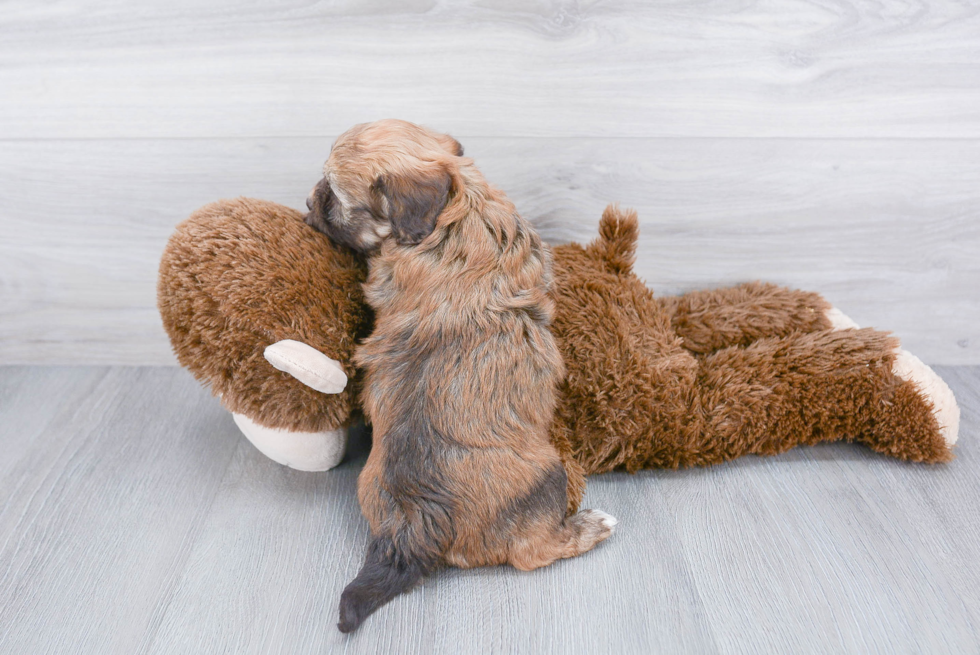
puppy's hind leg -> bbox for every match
[508,510,617,572]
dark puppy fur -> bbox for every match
[306,120,616,632]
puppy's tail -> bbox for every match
[337,535,434,633]
[588,204,639,275]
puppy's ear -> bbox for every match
[442,135,464,157]
[304,177,333,235]
[372,165,452,246]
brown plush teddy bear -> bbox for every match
[158,198,959,511]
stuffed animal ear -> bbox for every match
[587,204,639,274]
[372,164,452,246]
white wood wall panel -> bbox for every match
[0,0,978,364]
[1,1,979,139]
[1,137,976,364]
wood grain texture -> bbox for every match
[1,0,979,139]
[1,137,976,365]
[0,367,240,654]
[0,365,978,654]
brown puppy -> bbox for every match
[306,120,616,632]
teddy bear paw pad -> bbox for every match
[892,348,961,446]
[825,306,860,331]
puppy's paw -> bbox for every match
[592,510,618,531]
[892,348,960,446]
[579,509,618,542]
[825,306,860,331]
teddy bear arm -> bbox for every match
[661,282,834,355]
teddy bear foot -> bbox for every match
[825,306,860,331]
[825,307,960,447]
[891,349,960,447]
[232,413,348,471]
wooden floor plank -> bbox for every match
[0,367,239,655]
[2,366,978,653]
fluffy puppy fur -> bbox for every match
[306,120,616,633]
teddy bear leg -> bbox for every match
[820,311,959,447]
[824,306,860,331]
[661,282,834,355]
[688,327,955,465]
[879,348,960,447]
[232,412,348,471]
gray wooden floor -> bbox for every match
[1,365,979,654]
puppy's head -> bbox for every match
[305,120,464,253]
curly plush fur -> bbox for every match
[158,198,372,433]
[159,199,954,519]
[551,206,952,509]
